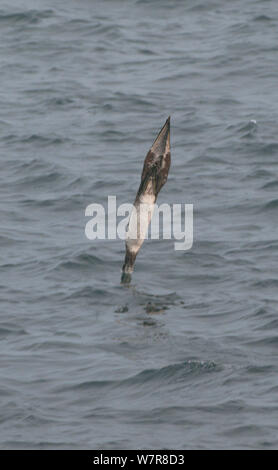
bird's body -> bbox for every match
[121,117,171,284]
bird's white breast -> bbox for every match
[126,197,155,254]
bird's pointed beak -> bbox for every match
[151,116,170,155]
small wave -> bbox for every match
[135,0,175,7]
[254,15,272,22]
[10,158,47,173]
[19,194,84,210]
[60,360,220,394]
[110,92,154,109]
[0,325,27,337]
[188,2,221,12]
[138,48,157,56]
[256,319,278,331]
[239,121,258,139]
[63,286,108,301]
[1,440,76,450]
[247,336,278,347]
[95,130,125,142]
[264,199,278,211]
[54,253,104,273]
[45,97,75,108]
[66,177,87,190]
[125,361,220,385]
[240,141,278,159]
[67,19,91,26]
[253,279,278,289]
[260,143,278,156]
[227,240,278,254]
[90,23,123,40]
[4,134,67,147]
[21,340,81,353]
[246,364,275,374]
[0,119,10,127]
[57,379,114,393]
[17,171,63,188]
[253,307,268,317]
[262,181,278,191]
[243,169,272,181]
[0,9,54,24]
[19,198,57,208]
[0,235,20,247]
[224,424,264,438]
[22,135,66,146]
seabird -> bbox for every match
[121,117,171,284]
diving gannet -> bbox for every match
[121,117,171,284]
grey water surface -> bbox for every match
[1,0,278,450]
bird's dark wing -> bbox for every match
[141,150,157,183]
[156,151,171,195]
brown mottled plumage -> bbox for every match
[121,117,171,284]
